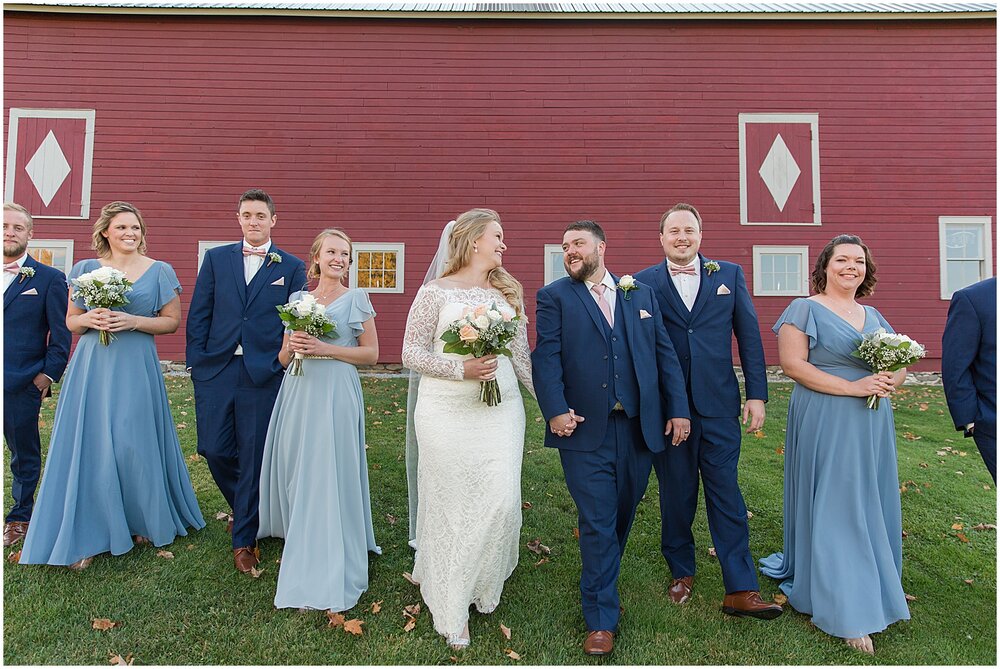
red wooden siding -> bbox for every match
[4,12,995,368]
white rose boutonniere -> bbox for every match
[704,260,721,275]
[267,252,282,267]
[617,274,639,300]
[18,267,35,283]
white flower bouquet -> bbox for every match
[71,266,134,345]
[440,301,522,406]
[852,327,926,409]
[276,294,338,376]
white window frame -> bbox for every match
[5,108,96,219]
[544,244,568,285]
[752,245,810,297]
[351,243,404,294]
[938,216,994,299]
[197,241,233,270]
[739,112,821,226]
[26,239,75,275]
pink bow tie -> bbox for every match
[669,264,697,276]
[4,262,19,274]
[243,247,266,257]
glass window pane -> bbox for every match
[946,260,983,295]
[945,224,984,260]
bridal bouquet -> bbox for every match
[276,294,338,376]
[71,266,134,345]
[852,327,926,409]
[441,302,522,406]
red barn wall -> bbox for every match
[4,11,995,369]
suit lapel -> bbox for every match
[570,279,610,337]
[4,255,35,309]
[687,254,717,323]
[246,248,279,306]
[229,245,248,307]
[653,261,691,323]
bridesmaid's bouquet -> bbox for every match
[852,328,926,409]
[276,294,337,376]
[441,301,522,406]
[71,266,134,346]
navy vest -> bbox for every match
[598,295,641,417]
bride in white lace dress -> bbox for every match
[401,209,534,649]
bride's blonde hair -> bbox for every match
[443,208,525,317]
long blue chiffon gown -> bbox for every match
[20,260,205,566]
[258,289,381,611]
[759,298,910,638]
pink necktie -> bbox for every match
[669,264,697,276]
[592,284,613,327]
[4,263,19,274]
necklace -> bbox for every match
[314,284,345,302]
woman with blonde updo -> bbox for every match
[401,209,535,649]
[257,228,381,612]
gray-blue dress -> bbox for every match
[20,260,205,566]
[759,298,910,638]
[257,289,381,611]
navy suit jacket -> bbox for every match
[3,255,71,392]
[185,243,306,385]
[531,273,689,453]
[942,277,997,438]
[635,255,767,418]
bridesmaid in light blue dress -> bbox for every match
[20,202,204,570]
[258,229,381,611]
[759,235,910,656]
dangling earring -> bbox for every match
[474,244,479,253]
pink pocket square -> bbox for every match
[270,276,285,286]
[639,309,653,319]
[716,284,731,295]
[21,288,38,296]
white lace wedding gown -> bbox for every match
[401,284,534,638]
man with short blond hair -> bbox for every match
[3,203,71,547]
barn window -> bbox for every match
[27,239,74,275]
[351,243,404,294]
[739,113,820,226]
[752,246,809,296]
[544,244,568,285]
[939,216,993,299]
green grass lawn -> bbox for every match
[3,377,996,665]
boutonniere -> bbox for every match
[704,260,720,275]
[617,274,639,300]
[266,252,282,267]
[18,267,35,283]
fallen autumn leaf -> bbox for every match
[156,550,174,559]
[505,649,521,660]
[92,618,119,631]
[343,619,364,635]
[500,623,512,639]
[326,612,345,628]
[371,600,382,614]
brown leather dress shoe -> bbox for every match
[721,591,784,620]
[668,576,694,604]
[583,630,615,656]
[3,521,28,547]
[233,546,260,573]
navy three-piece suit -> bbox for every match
[532,273,688,632]
[942,277,997,482]
[635,255,767,593]
[3,255,71,523]
[186,243,306,548]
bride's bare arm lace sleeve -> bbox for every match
[510,314,535,399]
[401,285,465,381]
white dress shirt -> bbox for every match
[3,253,27,294]
[668,256,701,311]
[243,239,272,285]
[584,270,618,323]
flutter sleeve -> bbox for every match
[67,259,97,310]
[870,307,896,334]
[509,308,535,399]
[153,262,183,313]
[772,298,818,349]
[401,285,464,381]
[348,289,377,338]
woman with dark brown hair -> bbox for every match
[760,234,910,655]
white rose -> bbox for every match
[619,274,636,289]
[487,309,502,321]
[474,315,490,329]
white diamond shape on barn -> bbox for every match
[758,133,800,212]
[24,130,72,206]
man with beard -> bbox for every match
[3,203,71,547]
[532,220,689,656]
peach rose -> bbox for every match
[459,324,480,342]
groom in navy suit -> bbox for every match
[187,189,306,573]
[3,203,71,547]
[532,220,690,656]
[635,203,782,619]
[942,277,996,482]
